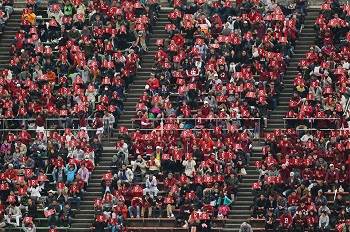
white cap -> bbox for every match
[204,101,209,104]
[290,172,295,176]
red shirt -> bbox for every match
[278,140,293,154]
[80,159,94,172]
[302,169,313,181]
[314,169,325,180]
[280,214,293,227]
[288,195,300,206]
[5,168,17,180]
[146,78,160,91]
[294,215,305,225]
[325,169,339,183]
[36,116,45,127]
[164,177,177,189]
[172,34,184,47]
[279,168,291,181]
[306,215,318,225]
[77,178,85,190]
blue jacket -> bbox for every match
[65,164,77,181]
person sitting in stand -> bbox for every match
[278,210,293,232]
[175,200,193,227]
[128,197,142,218]
[59,202,73,227]
[143,173,159,198]
[252,194,266,218]
[153,192,164,218]
[265,209,276,232]
[318,210,330,232]
[141,193,154,218]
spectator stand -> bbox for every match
[249,1,350,230]
[0,0,163,230]
[0,1,21,71]
[0,125,101,231]
[85,0,315,231]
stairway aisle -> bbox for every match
[220,147,261,231]
[70,148,117,230]
[265,9,320,133]
[116,8,173,131]
[229,9,321,231]
[0,11,23,70]
[69,9,173,231]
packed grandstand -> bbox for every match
[0,0,349,231]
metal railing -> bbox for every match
[283,117,341,130]
[130,117,262,144]
[343,98,350,116]
[0,118,111,143]
[263,127,350,141]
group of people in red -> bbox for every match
[250,0,350,231]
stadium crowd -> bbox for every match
[251,0,350,232]
[89,0,313,231]
[1,0,350,230]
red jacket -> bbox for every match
[80,159,94,172]
[172,34,184,47]
[301,169,313,181]
[314,169,325,180]
[114,204,128,218]
[279,214,293,227]
[181,105,191,117]
[279,168,291,181]
[18,131,32,145]
[131,197,143,208]
[93,117,103,128]
[200,105,211,116]
[77,178,85,190]
[306,215,318,225]
[294,215,305,226]
[146,78,160,91]
[288,195,300,206]
[325,169,339,183]
[248,11,262,23]
[277,140,293,154]
[5,169,17,180]
[164,177,177,189]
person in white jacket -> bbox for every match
[182,158,196,177]
[28,185,41,201]
[239,222,253,232]
[5,203,22,226]
[116,140,129,164]
[77,164,90,185]
[143,174,159,198]
[85,87,97,109]
[22,222,36,232]
[117,164,134,189]
[47,8,64,24]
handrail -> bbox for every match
[130,117,262,145]
[0,118,111,143]
[131,117,263,121]
[344,97,350,116]
[282,117,341,120]
[282,117,341,130]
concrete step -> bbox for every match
[71,7,176,230]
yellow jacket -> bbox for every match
[22,13,36,24]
